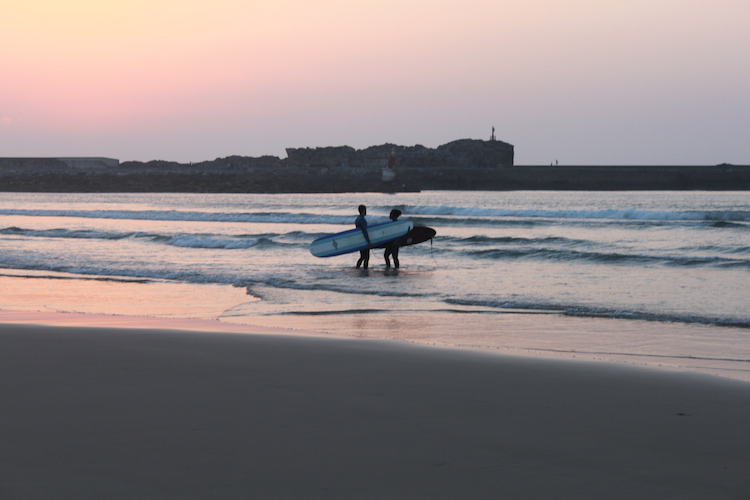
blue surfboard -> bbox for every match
[309,220,413,257]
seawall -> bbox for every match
[1,164,748,192]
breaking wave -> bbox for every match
[404,205,750,223]
[1,226,307,250]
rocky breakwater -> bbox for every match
[285,139,514,170]
[3,140,748,191]
[0,139,515,192]
[281,139,514,191]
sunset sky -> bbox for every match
[2,0,748,164]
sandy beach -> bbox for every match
[2,315,750,499]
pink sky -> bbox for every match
[1,0,749,164]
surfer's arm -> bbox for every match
[356,217,372,247]
[360,227,372,247]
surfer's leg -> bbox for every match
[384,248,392,267]
[393,247,400,268]
[363,249,370,269]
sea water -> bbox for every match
[1,191,748,380]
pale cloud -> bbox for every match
[0,117,13,129]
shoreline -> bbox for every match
[0,309,326,338]
[3,314,750,498]
[4,308,750,384]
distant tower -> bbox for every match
[490,127,496,141]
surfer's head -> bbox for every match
[389,209,402,221]
[358,205,366,215]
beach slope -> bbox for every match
[2,323,750,499]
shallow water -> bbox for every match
[1,191,749,380]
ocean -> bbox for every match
[1,191,749,380]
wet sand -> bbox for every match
[2,316,750,499]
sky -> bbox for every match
[1,0,748,165]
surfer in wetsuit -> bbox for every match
[384,209,402,268]
[355,204,371,269]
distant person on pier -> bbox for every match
[384,209,402,268]
[355,205,371,269]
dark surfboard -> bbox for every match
[375,226,436,248]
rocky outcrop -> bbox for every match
[2,140,512,176]
[285,139,514,169]
[0,157,119,170]
[119,155,282,171]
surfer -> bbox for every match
[355,205,371,269]
[384,209,402,268]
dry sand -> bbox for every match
[2,319,750,499]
